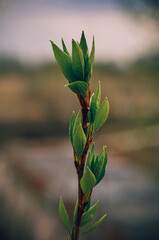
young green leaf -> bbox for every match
[62,38,70,56]
[80,166,96,195]
[94,97,109,132]
[50,41,76,83]
[80,214,106,236]
[73,124,86,158]
[69,111,76,145]
[81,201,99,227]
[58,197,71,234]
[80,31,88,59]
[66,81,88,98]
[72,39,84,81]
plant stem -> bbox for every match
[73,87,91,240]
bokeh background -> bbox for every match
[0,0,159,239]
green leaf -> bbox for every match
[96,146,107,185]
[73,110,81,136]
[94,146,107,185]
[94,97,109,132]
[89,36,95,66]
[93,81,101,108]
[85,198,91,212]
[73,200,78,225]
[81,201,99,226]
[58,197,71,234]
[72,39,85,81]
[86,143,95,169]
[80,214,106,236]
[62,38,70,56]
[50,41,76,83]
[86,152,92,169]
[73,124,86,158]
[80,31,88,59]
[90,143,96,172]
[90,82,101,122]
[80,166,96,195]
[66,81,88,98]
[69,111,76,145]
[85,123,90,139]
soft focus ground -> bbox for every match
[0,56,159,240]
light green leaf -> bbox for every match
[81,201,99,226]
[80,214,106,236]
[73,124,86,158]
[66,81,88,98]
[50,41,76,83]
[80,166,96,195]
[69,111,76,145]
[72,39,84,81]
[58,197,71,234]
[62,38,70,56]
[80,31,88,59]
[94,97,109,132]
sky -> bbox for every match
[0,0,159,65]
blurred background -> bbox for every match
[0,0,159,239]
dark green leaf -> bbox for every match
[90,143,96,172]
[69,111,76,145]
[86,143,95,169]
[58,197,71,234]
[62,38,70,56]
[81,201,99,226]
[89,36,95,66]
[85,123,90,139]
[73,110,81,136]
[73,124,86,158]
[93,81,101,108]
[66,81,88,98]
[94,146,107,185]
[50,41,76,83]
[94,97,109,132]
[80,166,96,195]
[86,152,92,169]
[80,31,88,59]
[85,198,91,212]
[96,146,107,185]
[72,39,84,81]
[89,81,101,122]
[73,200,78,225]
[80,214,106,236]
